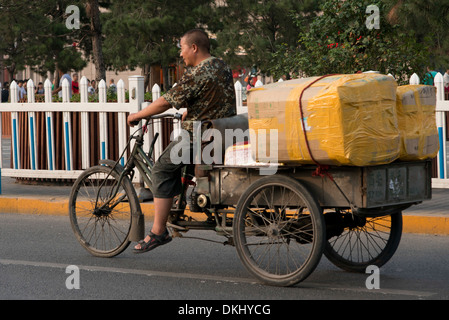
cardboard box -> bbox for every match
[396,85,439,160]
[247,74,400,166]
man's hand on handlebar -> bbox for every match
[127,113,140,127]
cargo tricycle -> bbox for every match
[69,112,431,287]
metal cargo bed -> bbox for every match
[199,160,432,215]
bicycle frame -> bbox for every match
[97,115,190,213]
[92,113,235,245]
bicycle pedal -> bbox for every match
[170,229,184,238]
[167,222,188,231]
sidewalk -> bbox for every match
[0,176,448,235]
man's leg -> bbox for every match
[152,198,174,234]
[134,197,173,249]
[134,135,192,251]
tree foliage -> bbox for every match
[269,0,431,83]
[101,0,213,89]
[211,0,323,75]
[0,1,88,81]
[386,0,449,71]
[1,0,446,86]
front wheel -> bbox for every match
[69,165,139,257]
[233,176,326,287]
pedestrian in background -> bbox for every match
[1,82,9,102]
[52,69,72,99]
[17,80,26,102]
[72,73,79,94]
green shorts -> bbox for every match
[151,135,195,198]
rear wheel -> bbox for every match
[69,165,139,257]
[233,176,325,287]
[324,210,403,272]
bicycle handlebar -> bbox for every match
[148,112,183,121]
[129,112,183,126]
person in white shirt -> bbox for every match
[52,69,72,99]
[109,78,117,94]
[87,79,95,95]
[443,69,449,88]
[17,80,26,102]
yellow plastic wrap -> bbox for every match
[396,85,439,160]
[247,74,400,166]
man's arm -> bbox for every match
[127,96,172,127]
[52,86,61,95]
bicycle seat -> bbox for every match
[199,113,249,164]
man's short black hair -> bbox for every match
[182,29,210,53]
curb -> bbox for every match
[0,197,448,235]
[0,197,204,220]
[402,215,449,235]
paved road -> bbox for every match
[1,213,448,304]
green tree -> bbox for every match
[386,0,449,71]
[85,0,105,82]
[85,0,114,82]
[102,0,213,91]
[0,1,32,81]
[0,1,87,82]
[30,2,87,78]
[269,0,430,84]
[212,0,323,76]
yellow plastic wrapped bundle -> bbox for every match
[396,85,439,160]
[247,73,400,166]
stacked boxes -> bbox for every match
[246,73,438,166]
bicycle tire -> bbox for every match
[324,211,403,273]
[69,165,139,257]
[233,175,326,287]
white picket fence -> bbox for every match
[0,76,156,181]
[414,72,449,188]
[1,73,449,189]
[0,76,248,182]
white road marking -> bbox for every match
[0,258,436,297]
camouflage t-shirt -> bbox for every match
[163,56,236,133]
